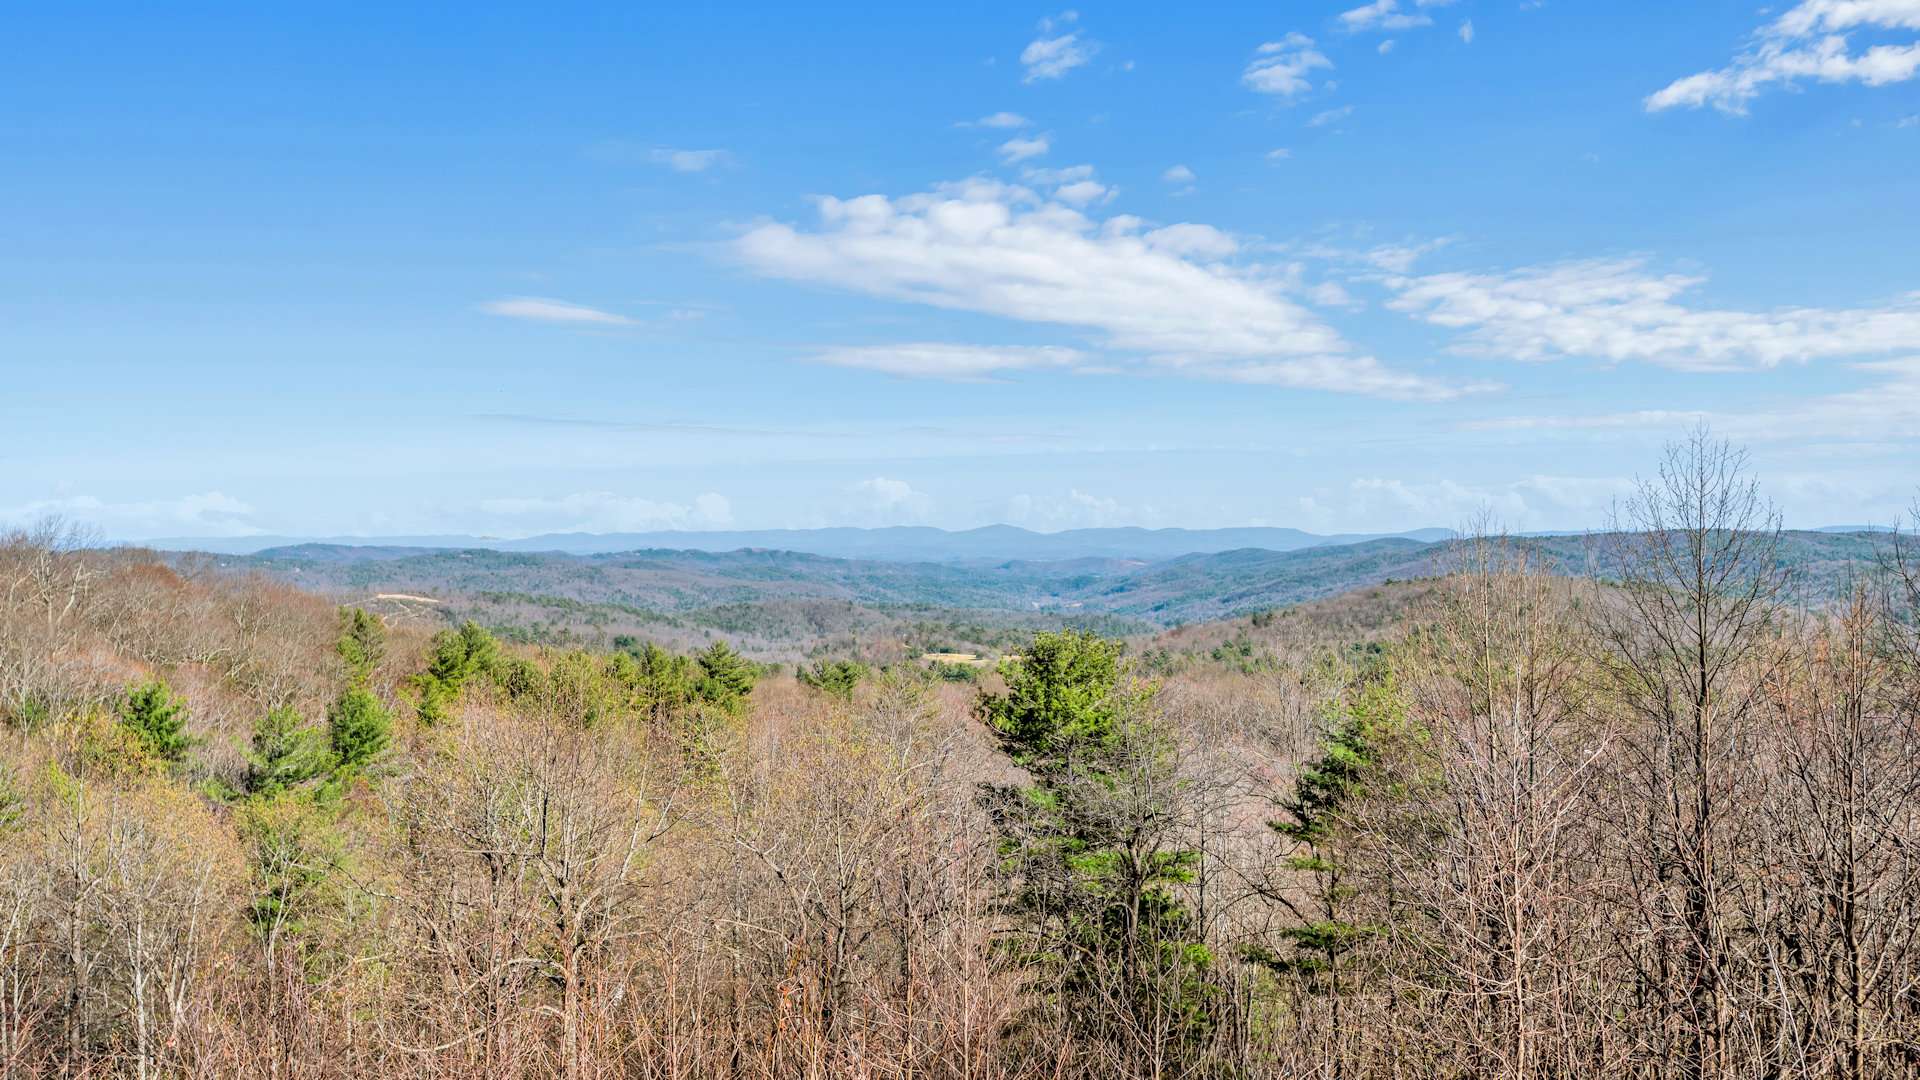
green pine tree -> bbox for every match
[1250,671,1416,1033]
[413,621,500,725]
[245,705,333,796]
[335,607,387,687]
[629,642,695,724]
[798,658,868,700]
[328,687,391,770]
[694,640,756,714]
[119,680,190,763]
[977,630,1216,1051]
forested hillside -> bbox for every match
[3,434,1920,1078]
[216,527,1893,652]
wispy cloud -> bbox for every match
[4,491,261,539]
[1243,34,1332,101]
[647,147,732,172]
[811,343,1087,381]
[735,178,1489,400]
[480,297,639,326]
[849,477,934,523]
[1648,0,1920,114]
[1387,257,1920,370]
[1161,164,1196,184]
[998,135,1051,162]
[962,111,1031,128]
[1339,0,1433,33]
[1459,19,1475,44]
[1022,14,1096,82]
[1308,105,1355,127]
[477,491,734,532]
[1467,358,1920,447]
[1002,488,1136,529]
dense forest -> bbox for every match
[2,432,1919,1078]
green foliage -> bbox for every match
[622,640,697,725]
[413,621,500,725]
[1259,671,1413,986]
[927,660,982,683]
[245,706,333,797]
[328,687,391,770]
[335,606,386,687]
[0,763,26,833]
[118,680,190,764]
[694,640,756,714]
[239,793,343,947]
[798,657,868,699]
[979,630,1144,770]
[545,649,626,727]
[976,630,1217,1048]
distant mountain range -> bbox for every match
[146,524,1460,562]
[209,530,1894,639]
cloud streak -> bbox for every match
[1387,258,1920,370]
[1648,0,1920,113]
[811,343,1087,381]
[1243,34,1332,101]
[648,147,732,172]
[481,297,639,326]
[735,178,1487,399]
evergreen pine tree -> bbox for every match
[977,630,1216,1050]
[694,640,756,713]
[798,658,868,700]
[119,680,191,763]
[328,687,391,769]
[335,607,386,687]
[245,705,333,796]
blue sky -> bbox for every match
[5,1,1919,540]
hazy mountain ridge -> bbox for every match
[214,529,1894,635]
[151,524,1459,561]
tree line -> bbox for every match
[0,431,1917,1078]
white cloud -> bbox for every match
[1161,164,1197,184]
[1469,356,1920,444]
[735,177,1486,399]
[850,477,934,523]
[1340,0,1433,32]
[964,111,1030,128]
[998,135,1051,162]
[811,343,1086,380]
[1002,489,1135,529]
[1022,30,1096,81]
[1023,164,1094,185]
[1053,179,1112,206]
[1338,473,1637,532]
[1387,257,1920,371]
[1648,0,1920,114]
[5,491,261,539]
[1310,281,1360,308]
[481,297,639,326]
[1459,19,1475,44]
[648,147,731,172]
[477,491,734,533]
[1243,34,1333,101]
[1153,353,1498,399]
[1308,105,1355,127]
[1019,164,1110,205]
[1379,39,1397,54]
[1266,147,1294,162]
[1142,223,1237,259]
